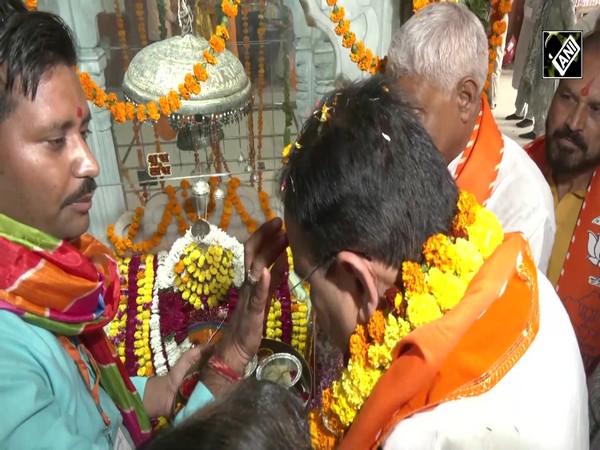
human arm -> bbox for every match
[0,313,111,449]
[133,219,288,419]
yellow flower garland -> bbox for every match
[174,243,235,310]
[134,254,155,377]
[266,299,283,340]
[109,256,131,363]
[310,190,504,448]
[78,0,241,123]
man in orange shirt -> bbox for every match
[525,31,600,376]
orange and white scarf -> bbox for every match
[452,97,505,206]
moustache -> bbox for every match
[552,127,587,152]
[61,178,97,209]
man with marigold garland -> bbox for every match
[525,32,600,379]
[386,2,556,275]
[280,76,587,449]
[0,2,287,448]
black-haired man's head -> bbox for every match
[280,75,459,350]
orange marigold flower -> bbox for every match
[402,261,426,294]
[180,179,191,189]
[106,92,118,104]
[367,310,386,345]
[358,49,374,71]
[25,0,37,10]
[136,104,147,122]
[147,101,160,121]
[125,102,136,121]
[203,49,218,66]
[221,0,238,18]
[215,24,230,40]
[342,31,356,49]
[79,72,94,99]
[330,6,345,23]
[452,191,478,235]
[193,63,209,82]
[309,410,338,450]
[350,41,365,62]
[423,233,456,272]
[158,96,171,116]
[168,90,182,111]
[334,19,350,36]
[209,35,226,54]
[349,324,369,365]
[326,0,336,6]
[178,83,191,100]
[93,89,106,108]
[165,185,176,196]
[113,101,127,123]
[185,73,201,95]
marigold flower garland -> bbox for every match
[485,0,511,91]
[174,244,235,310]
[107,178,277,257]
[78,0,241,123]
[134,254,155,377]
[325,0,382,74]
[309,191,504,449]
[25,0,37,10]
[108,256,131,363]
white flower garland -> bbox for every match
[151,250,169,376]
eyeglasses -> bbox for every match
[288,249,372,294]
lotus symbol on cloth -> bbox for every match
[588,231,600,266]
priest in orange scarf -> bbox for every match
[525,31,600,376]
[280,76,587,449]
[386,2,555,274]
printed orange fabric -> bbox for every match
[453,97,504,206]
[338,233,539,449]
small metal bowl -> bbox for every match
[256,352,302,388]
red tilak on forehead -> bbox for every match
[77,106,82,118]
[581,77,596,97]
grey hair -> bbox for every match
[387,2,489,95]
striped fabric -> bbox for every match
[0,214,152,446]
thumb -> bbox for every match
[249,267,271,314]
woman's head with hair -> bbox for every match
[386,2,488,163]
[146,378,311,450]
[279,75,458,351]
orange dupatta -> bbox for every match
[339,233,539,449]
[453,97,505,206]
[525,136,600,375]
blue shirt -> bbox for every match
[0,311,214,449]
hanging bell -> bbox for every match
[250,171,259,183]
[244,164,252,173]
[238,153,246,164]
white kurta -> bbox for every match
[383,272,588,449]
[448,135,556,274]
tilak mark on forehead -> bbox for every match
[581,77,596,97]
[77,106,83,118]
